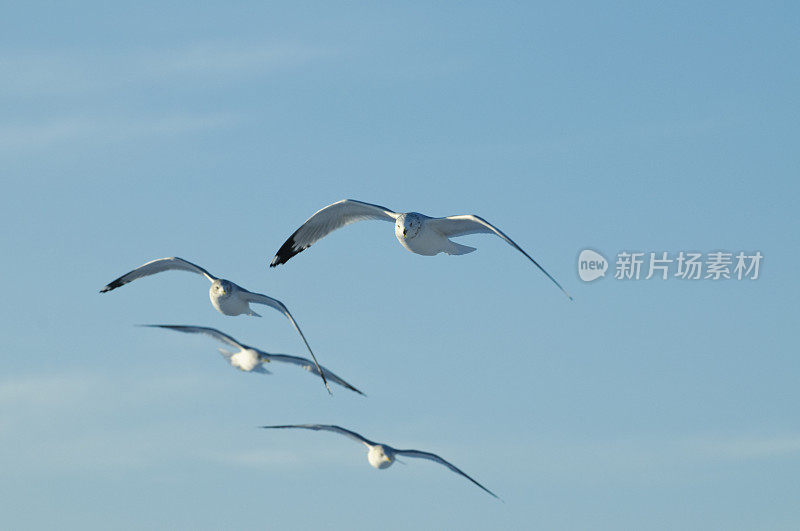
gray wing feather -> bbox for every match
[251,365,273,375]
[240,291,331,394]
[428,215,572,300]
[260,424,377,446]
[261,353,364,395]
[393,448,500,499]
[141,324,244,350]
[100,257,216,292]
[270,199,399,266]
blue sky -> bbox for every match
[1,2,798,529]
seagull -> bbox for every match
[269,199,571,299]
[260,424,499,499]
[142,325,364,395]
[100,257,331,393]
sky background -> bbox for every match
[1,2,799,529]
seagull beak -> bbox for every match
[403,229,407,236]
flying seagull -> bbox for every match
[260,424,499,499]
[142,325,363,395]
[269,199,571,299]
[100,257,331,393]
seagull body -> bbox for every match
[261,424,498,498]
[143,325,364,395]
[270,199,571,299]
[100,257,331,393]
[228,348,262,372]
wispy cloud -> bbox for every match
[0,373,93,409]
[451,431,800,487]
[201,443,360,470]
[0,42,336,97]
[144,42,333,78]
[0,112,242,150]
[202,448,307,469]
[681,434,800,461]
[0,371,239,473]
[0,371,230,430]
[0,41,336,150]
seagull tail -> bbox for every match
[217,348,235,361]
[444,241,477,255]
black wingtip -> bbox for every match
[270,243,300,267]
[270,229,312,268]
[99,277,126,293]
[347,384,366,396]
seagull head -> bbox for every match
[367,445,395,469]
[211,279,233,297]
[395,213,423,239]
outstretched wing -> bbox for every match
[427,215,572,300]
[100,257,216,293]
[251,364,273,375]
[261,353,365,395]
[260,424,377,446]
[140,324,244,350]
[270,199,399,266]
[241,291,331,394]
[393,448,500,499]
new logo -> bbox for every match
[578,249,608,282]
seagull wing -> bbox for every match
[251,365,273,375]
[241,291,331,394]
[393,448,500,499]
[140,324,244,350]
[100,257,216,293]
[260,352,365,395]
[270,199,399,266]
[427,214,572,300]
[260,424,378,446]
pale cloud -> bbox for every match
[5,372,797,480]
[465,432,800,487]
[681,434,800,461]
[0,371,238,473]
[0,42,336,96]
[0,373,94,407]
[202,448,307,468]
[0,371,230,430]
[0,112,242,150]
[201,441,362,470]
[0,41,333,150]
[143,42,333,78]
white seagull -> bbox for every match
[261,424,499,499]
[142,325,364,395]
[270,199,571,299]
[100,257,331,393]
